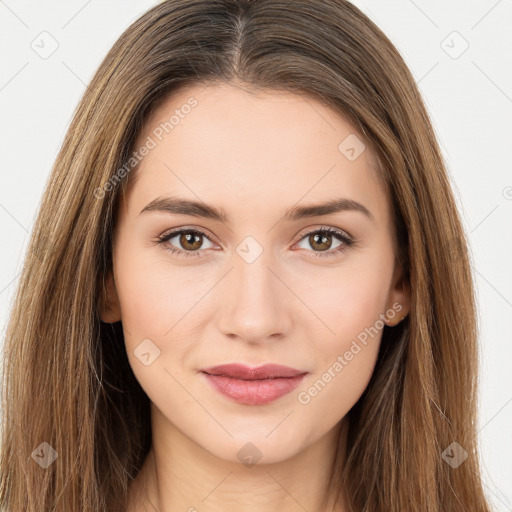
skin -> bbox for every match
[99,82,410,512]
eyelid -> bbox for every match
[292,225,354,259]
[156,226,219,255]
[157,226,219,245]
[294,224,354,243]
[155,224,355,259]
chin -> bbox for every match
[197,428,307,466]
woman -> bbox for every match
[0,1,492,511]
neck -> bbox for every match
[127,407,349,512]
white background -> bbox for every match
[1,0,511,509]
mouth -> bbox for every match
[200,363,308,406]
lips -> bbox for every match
[200,363,308,405]
[202,363,305,380]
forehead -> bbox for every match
[124,82,389,224]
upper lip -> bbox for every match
[201,363,307,380]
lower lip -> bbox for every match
[201,372,307,405]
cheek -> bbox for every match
[303,258,392,347]
[296,338,381,428]
[296,274,388,417]
[294,256,391,412]
[112,247,204,388]
[115,245,206,337]
[113,253,201,409]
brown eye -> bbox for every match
[296,227,353,258]
[178,231,204,251]
[157,229,215,257]
[308,232,334,252]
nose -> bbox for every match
[216,246,293,345]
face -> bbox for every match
[100,82,409,465]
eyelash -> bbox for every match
[155,226,354,260]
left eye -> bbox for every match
[156,226,353,259]
[295,227,353,257]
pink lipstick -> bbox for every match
[201,363,307,405]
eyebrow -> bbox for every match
[139,196,374,222]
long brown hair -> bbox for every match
[0,1,491,510]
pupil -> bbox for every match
[312,232,331,251]
[182,232,201,250]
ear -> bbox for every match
[384,262,410,327]
[98,270,121,323]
